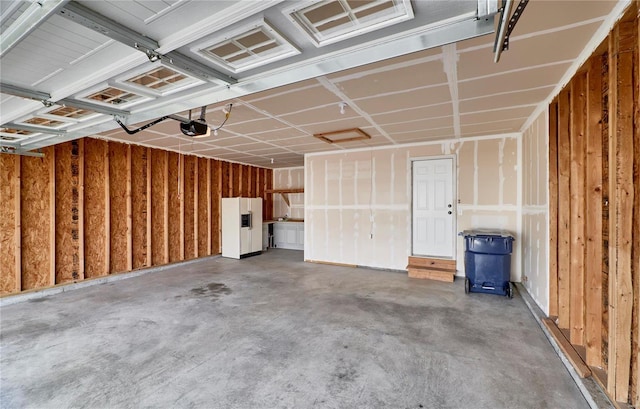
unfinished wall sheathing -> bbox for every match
[0,138,273,298]
[167,152,184,262]
[211,159,222,253]
[265,169,273,222]
[151,149,168,265]
[184,155,196,260]
[521,111,549,313]
[21,147,55,290]
[232,163,241,197]
[273,167,304,219]
[84,138,109,278]
[545,6,639,405]
[0,154,20,294]
[55,141,84,284]
[304,135,520,276]
[197,157,210,257]
[131,145,150,269]
[221,161,231,198]
[109,142,131,273]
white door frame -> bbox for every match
[410,155,457,258]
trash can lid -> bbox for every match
[458,229,515,239]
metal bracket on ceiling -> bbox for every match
[58,1,237,84]
[493,0,529,63]
[0,145,45,157]
[0,82,130,117]
[2,122,67,136]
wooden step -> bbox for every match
[406,256,456,282]
[406,265,455,282]
[408,256,456,270]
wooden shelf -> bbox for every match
[265,188,303,207]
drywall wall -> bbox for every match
[0,137,272,296]
[521,111,549,314]
[273,167,304,219]
[305,134,521,279]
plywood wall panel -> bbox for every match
[221,161,230,198]
[109,142,131,274]
[84,139,109,278]
[55,141,83,284]
[183,155,196,260]
[21,147,54,290]
[211,160,222,254]
[167,152,183,262]
[198,157,210,256]
[240,164,248,197]
[265,169,273,222]
[232,163,240,197]
[0,154,20,294]
[151,149,168,265]
[131,145,149,269]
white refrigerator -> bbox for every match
[221,197,263,259]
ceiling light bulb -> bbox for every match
[214,129,218,136]
[270,158,274,164]
[339,102,347,115]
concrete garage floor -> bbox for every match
[1,249,587,409]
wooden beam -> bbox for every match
[126,144,132,272]
[585,55,604,367]
[608,19,635,403]
[193,156,199,258]
[84,138,109,278]
[212,160,222,254]
[266,188,305,194]
[151,148,167,265]
[49,146,55,286]
[549,98,559,318]
[634,5,640,407]
[131,145,149,269]
[557,87,572,330]
[570,72,587,346]
[146,147,152,267]
[179,154,185,260]
[163,151,169,263]
[207,159,211,255]
[543,318,592,378]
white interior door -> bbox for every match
[412,158,455,258]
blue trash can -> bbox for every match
[460,230,515,298]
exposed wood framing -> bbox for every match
[146,147,152,266]
[131,145,149,269]
[212,159,222,254]
[167,152,182,262]
[108,142,131,274]
[266,169,273,222]
[557,88,572,330]
[198,157,210,257]
[549,99,559,318]
[54,141,83,284]
[151,149,168,265]
[585,55,604,368]
[570,72,587,346]
[84,138,109,277]
[183,155,196,260]
[0,154,21,294]
[232,163,240,197]
[21,147,55,290]
[543,318,592,378]
[608,18,635,403]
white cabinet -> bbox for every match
[273,222,304,250]
[221,198,262,259]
